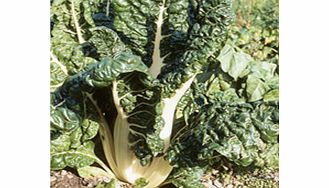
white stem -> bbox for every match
[112,81,139,182]
[160,74,196,150]
[106,0,110,17]
[111,81,172,186]
[94,156,116,178]
[85,93,124,180]
[71,0,85,44]
[50,52,68,75]
[149,0,166,78]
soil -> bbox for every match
[50,168,278,188]
[51,170,100,188]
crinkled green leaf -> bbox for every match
[250,61,277,81]
[51,0,104,75]
[51,141,97,170]
[246,74,269,102]
[78,166,112,179]
[168,167,205,188]
[51,29,97,75]
[267,75,279,89]
[160,0,233,95]
[84,53,149,87]
[114,72,164,164]
[51,0,103,40]
[50,103,99,145]
[81,118,99,141]
[51,107,80,131]
[53,52,162,164]
[50,103,102,170]
[264,89,279,102]
[88,26,131,59]
[168,102,278,168]
[107,0,232,94]
[218,44,235,73]
[54,52,149,99]
[217,44,252,80]
[199,73,244,104]
[50,54,68,91]
[133,178,149,188]
[111,0,192,67]
[251,102,279,144]
[95,179,117,188]
[258,143,279,167]
[50,134,71,153]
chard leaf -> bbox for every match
[50,106,83,149]
[77,166,112,179]
[217,44,252,80]
[81,119,99,141]
[258,143,279,167]
[264,89,279,102]
[51,0,104,76]
[54,52,149,97]
[51,134,71,153]
[246,74,270,102]
[250,61,277,81]
[267,75,279,89]
[88,26,131,59]
[51,28,97,75]
[111,0,192,72]
[168,102,278,168]
[52,52,165,166]
[51,106,80,131]
[51,52,68,91]
[168,167,205,188]
[51,141,97,170]
[110,0,232,81]
[95,180,117,188]
[160,0,233,95]
[133,178,149,188]
[50,105,104,172]
[218,44,235,73]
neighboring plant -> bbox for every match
[229,0,279,65]
[50,0,279,187]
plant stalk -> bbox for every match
[50,52,68,75]
[106,0,110,17]
[94,156,116,178]
[71,0,85,44]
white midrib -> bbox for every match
[85,93,123,180]
[159,74,196,150]
[112,81,135,182]
[51,52,68,75]
[71,0,85,44]
[111,79,177,187]
[149,0,166,78]
[109,77,196,186]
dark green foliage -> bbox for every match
[167,102,279,168]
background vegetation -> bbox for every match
[209,0,279,187]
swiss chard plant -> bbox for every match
[50,0,279,187]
